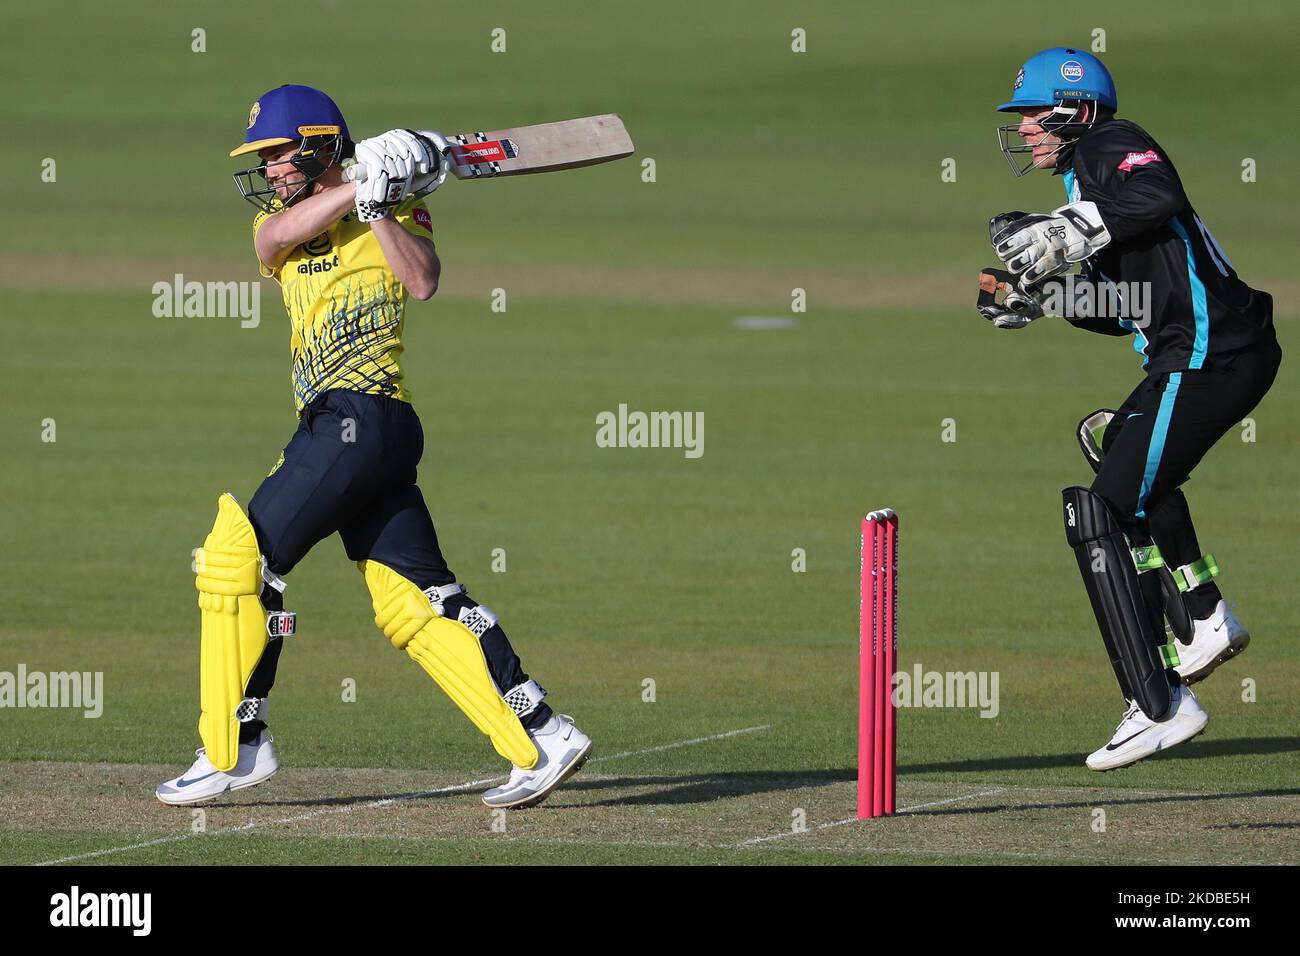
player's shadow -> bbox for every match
[903,735,1300,774]
[230,770,854,810]
[221,774,1300,815]
[907,786,1300,817]
[557,735,1300,809]
[230,785,499,811]
[553,770,858,808]
[225,736,1300,811]
[1205,821,1300,830]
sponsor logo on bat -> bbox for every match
[452,141,509,164]
[450,138,520,166]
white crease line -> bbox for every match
[901,788,1008,812]
[32,776,500,867]
[32,833,197,866]
[734,787,1007,847]
[592,725,771,762]
[30,725,770,866]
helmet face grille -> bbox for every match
[996,100,1097,178]
[232,133,346,214]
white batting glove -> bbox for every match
[353,129,434,222]
[352,138,406,222]
[376,129,435,177]
[993,201,1112,286]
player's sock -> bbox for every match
[521,704,554,732]
[1186,583,1223,621]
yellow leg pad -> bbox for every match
[195,494,269,772]
[360,560,539,769]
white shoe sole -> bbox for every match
[1179,631,1249,685]
[484,739,594,810]
[156,763,280,806]
[1087,712,1209,772]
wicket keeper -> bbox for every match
[157,85,592,807]
[982,50,1281,770]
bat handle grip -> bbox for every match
[415,129,451,155]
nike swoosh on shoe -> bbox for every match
[1106,728,1149,751]
[176,772,219,787]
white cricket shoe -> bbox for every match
[155,731,280,805]
[1086,685,1209,772]
[1175,600,1250,685]
[482,714,593,809]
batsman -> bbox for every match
[157,85,592,807]
[981,50,1281,770]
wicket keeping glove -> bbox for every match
[977,267,1058,329]
[992,201,1112,287]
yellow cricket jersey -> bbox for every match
[252,196,435,413]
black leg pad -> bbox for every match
[1063,486,1174,721]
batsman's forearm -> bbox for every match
[255,183,356,267]
[371,217,440,299]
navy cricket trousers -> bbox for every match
[238,389,549,737]
[1092,341,1281,617]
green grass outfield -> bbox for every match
[1,0,1297,865]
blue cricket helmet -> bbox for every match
[230,85,352,213]
[229,84,349,157]
[997,48,1117,112]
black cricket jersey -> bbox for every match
[1057,119,1275,373]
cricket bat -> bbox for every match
[346,114,633,185]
